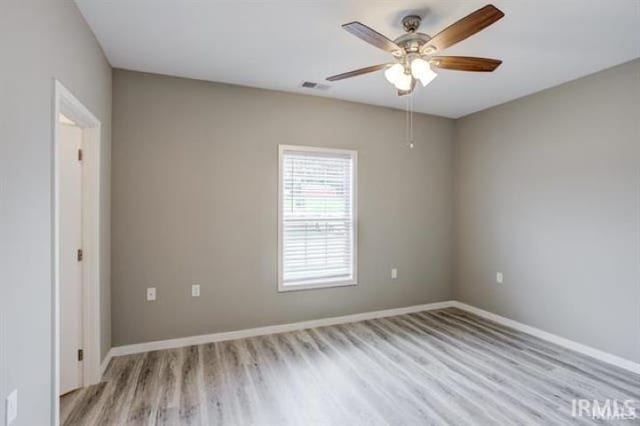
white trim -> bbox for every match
[278,278,357,293]
[277,144,358,292]
[100,349,113,378]
[53,80,102,425]
[451,302,640,374]
[111,301,456,357]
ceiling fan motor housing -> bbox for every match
[394,32,432,55]
[394,14,433,56]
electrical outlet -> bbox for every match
[496,272,503,284]
[192,284,200,297]
[391,268,398,279]
[6,389,17,425]
[146,287,156,301]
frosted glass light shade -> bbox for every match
[394,72,413,91]
[384,63,405,85]
[411,58,438,87]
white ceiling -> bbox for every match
[76,0,640,118]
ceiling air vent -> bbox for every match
[300,81,330,91]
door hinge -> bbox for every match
[77,249,83,261]
[78,349,84,362]
[78,149,83,161]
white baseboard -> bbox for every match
[104,299,640,376]
[452,301,640,375]
[109,300,457,358]
[100,348,113,377]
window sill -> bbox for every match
[278,279,357,293]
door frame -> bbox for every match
[52,80,102,424]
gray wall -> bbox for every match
[0,0,111,424]
[111,69,454,346]
[453,59,640,363]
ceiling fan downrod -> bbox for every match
[401,15,422,33]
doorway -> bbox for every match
[53,81,102,425]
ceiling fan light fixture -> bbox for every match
[411,58,438,87]
[325,5,504,96]
[384,63,405,85]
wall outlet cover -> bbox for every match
[146,287,156,301]
[192,284,200,297]
[496,272,504,284]
[391,268,398,279]
[6,389,17,425]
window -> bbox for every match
[278,145,357,291]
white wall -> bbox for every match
[110,70,454,346]
[453,59,640,363]
[0,1,111,424]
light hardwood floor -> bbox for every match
[61,308,640,425]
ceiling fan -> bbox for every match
[326,4,505,96]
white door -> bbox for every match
[59,119,84,395]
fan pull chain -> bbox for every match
[410,91,414,148]
[405,94,409,147]
[405,90,415,149]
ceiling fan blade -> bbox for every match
[342,22,403,55]
[421,5,504,54]
[430,56,502,72]
[397,78,417,96]
[326,63,389,81]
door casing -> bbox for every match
[52,80,102,425]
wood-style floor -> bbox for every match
[61,308,640,425]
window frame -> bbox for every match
[277,144,358,292]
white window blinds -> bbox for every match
[278,146,357,290]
